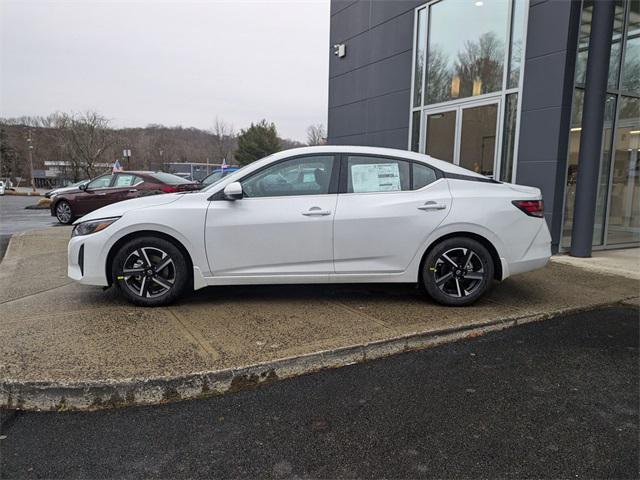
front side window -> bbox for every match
[242,155,335,198]
[347,156,410,193]
[87,174,113,189]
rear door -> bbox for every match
[110,173,145,202]
[333,155,452,274]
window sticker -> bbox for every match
[351,163,401,192]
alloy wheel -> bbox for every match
[122,247,176,298]
[432,247,486,298]
[56,202,72,223]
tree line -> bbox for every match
[0,111,326,185]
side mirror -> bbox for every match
[79,183,87,191]
[223,181,243,200]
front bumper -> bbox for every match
[68,232,110,286]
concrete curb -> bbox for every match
[2,298,637,412]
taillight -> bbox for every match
[161,186,178,193]
[512,200,544,218]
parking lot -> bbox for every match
[1,224,638,411]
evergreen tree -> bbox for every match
[235,120,281,166]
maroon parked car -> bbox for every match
[50,171,200,224]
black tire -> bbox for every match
[55,200,74,224]
[111,236,190,307]
[422,237,495,307]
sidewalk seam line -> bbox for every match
[166,308,221,361]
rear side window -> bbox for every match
[149,172,190,185]
[412,163,438,189]
[346,156,410,193]
[114,174,141,187]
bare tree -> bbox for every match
[58,111,113,179]
[210,117,236,164]
[306,123,326,146]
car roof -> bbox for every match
[264,145,488,179]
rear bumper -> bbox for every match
[503,222,552,278]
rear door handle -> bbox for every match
[302,207,332,216]
[418,201,446,211]
[128,189,138,193]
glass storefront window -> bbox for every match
[507,0,525,89]
[425,110,456,163]
[459,103,498,177]
[563,0,640,249]
[425,0,508,104]
[606,96,640,244]
[574,0,626,89]
[413,8,426,107]
[500,93,518,182]
[410,111,421,152]
[561,92,616,248]
[620,0,639,94]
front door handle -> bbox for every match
[418,201,446,211]
[302,207,332,216]
[128,189,138,193]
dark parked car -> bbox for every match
[200,167,240,188]
[51,171,200,224]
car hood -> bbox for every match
[74,193,183,224]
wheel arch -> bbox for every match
[418,231,503,283]
[105,230,194,286]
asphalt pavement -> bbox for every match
[0,196,57,260]
[1,307,637,479]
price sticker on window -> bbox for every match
[351,163,401,193]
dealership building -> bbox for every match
[327,0,639,254]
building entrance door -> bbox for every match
[423,98,501,178]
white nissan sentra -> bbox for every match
[67,146,551,307]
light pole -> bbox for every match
[26,130,36,192]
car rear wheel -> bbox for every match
[422,237,494,306]
[112,236,190,307]
[55,200,74,224]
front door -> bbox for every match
[75,173,115,215]
[424,99,500,178]
[205,155,338,277]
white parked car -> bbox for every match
[0,180,5,195]
[67,146,551,307]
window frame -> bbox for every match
[86,173,116,190]
[337,153,443,194]
[213,154,341,200]
[113,173,144,188]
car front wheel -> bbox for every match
[422,237,495,306]
[112,236,190,307]
[55,200,74,224]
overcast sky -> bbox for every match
[0,0,330,141]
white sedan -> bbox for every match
[67,146,551,307]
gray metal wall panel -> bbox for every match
[370,0,421,27]
[366,89,411,132]
[330,1,371,44]
[328,0,414,149]
[328,101,368,138]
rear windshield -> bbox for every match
[149,172,191,185]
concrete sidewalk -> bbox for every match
[1,228,638,411]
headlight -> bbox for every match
[72,217,120,237]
